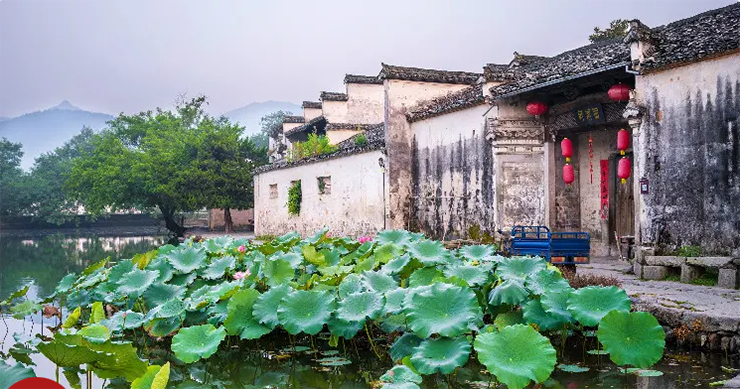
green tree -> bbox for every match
[589,19,629,43]
[257,110,291,157]
[0,138,29,217]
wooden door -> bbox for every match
[611,153,635,239]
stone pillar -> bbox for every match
[543,126,556,229]
[624,91,645,258]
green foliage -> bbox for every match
[353,132,368,147]
[171,324,226,363]
[566,286,631,327]
[589,19,629,43]
[0,137,29,217]
[286,133,337,162]
[0,360,36,389]
[287,180,302,215]
[597,311,666,368]
[676,245,702,257]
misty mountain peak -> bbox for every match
[51,100,80,111]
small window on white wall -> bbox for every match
[269,184,278,199]
[318,176,331,195]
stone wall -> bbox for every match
[346,83,384,123]
[254,150,385,237]
[635,53,740,255]
[411,104,494,239]
[208,209,254,231]
[322,100,348,123]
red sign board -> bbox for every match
[600,160,609,219]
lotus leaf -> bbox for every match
[0,361,36,389]
[63,307,82,328]
[169,272,197,287]
[374,243,405,264]
[36,339,102,368]
[316,357,351,366]
[318,265,353,277]
[153,299,186,319]
[10,300,41,319]
[488,280,529,306]
[522,299,567,331]
[597,310,665,368]
[327,316,364,339]
[628,369,663,377]
[389,333,423,362]
[90,301,105,323]
[381,254,411,275]
[379,313,407,333]
[540,289,573,324]
[338,274,363,298]
[203,236,233,254]
[474,324,557,389]
[168,247,207,274]
[277,290,335,335]
[81,257,109,276]
[158,244,177,254]
[302,245,326,266]
[55,274,77,295]
[145,317,182,337]
[252,284,292,328]
[362,271,398,294]
[262,258,295,287]
[404,282,480,338]
[200,256,236,280]
[104,311,145,331]
[132,250,157,270]
[408,267,444,288]
[77,271,107,289]
[144,282,186,308]
[380,365,422,384]
[493,310,525,331]
[146,257,174,283]
[383,288,405,314]
[85,340,148,381]
[108,260,135,285]
[116,268,159,297]
[443,263,491,286]
[407,240,449,266]
[224,289,270,340]
[79,324,111,344]
[381,383,420,389]
[409,337,470,375]
[567,286,631,327]
[376,230,413,246]
[525,268,571,295]
[337,291,383,321]
[8,344,36,366]
[171,324,226,363]
[131,363,171,389]
[496,257,546,282]
[459,245,496,262]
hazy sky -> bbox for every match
[0,0,734,117]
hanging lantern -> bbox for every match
[618,157,631,184]
[617,129,630,155]
[608,83,631,101]
[561,137,573,162]
[526,101,548,117]
[563,163,575,185]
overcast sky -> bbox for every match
[0,0,734,117]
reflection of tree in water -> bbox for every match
[0,234,165,299]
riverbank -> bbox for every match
[581,258,740,355]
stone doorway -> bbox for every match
[609,152,635,246]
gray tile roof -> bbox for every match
[406,85,485,123]
[282,115,305,124]
[320,92,349,101]
[284,115,326,137]
[344,74,383,85]
[379,63,482,85]
[302,101,322,109]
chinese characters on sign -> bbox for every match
[573,103,606,126]
[600,160,609,220]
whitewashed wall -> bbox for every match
[322,101,348,123]
[304,107,322,121]
[254,150,386,237]
[346,83,384,123]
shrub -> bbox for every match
[561,268,622,289]
[287,133,337,162]
[676,245,701,257]
[353,132,368,147]
[287,181,301,215]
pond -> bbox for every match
[1,232,738,389]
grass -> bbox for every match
[664,275,681,282]
[690,273,718,286]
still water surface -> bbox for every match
[1,232,738,388]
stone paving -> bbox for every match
[579,258,740,352]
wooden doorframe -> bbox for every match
[608,151,634,245]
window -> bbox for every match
[269,184,278,199]
[318,176,331,195]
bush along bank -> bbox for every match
[1,229,666,389]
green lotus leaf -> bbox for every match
[144,282,186,308]
[152,299,186,319]
[63,307,82,329]
[540,289,573,324]
[496,257,547,282]
[557,364,589,373]
[338,274,363,298]
[145,317,182,338]
[168,246,207,274]
[90,301,105,323]
[317,357,352,366]
[0,360,36,389]
[525,268,571,295]
[302,245,326,266]
[103,310,145,331]
[389,333,423,362]
[171,324,226,363]
[79,324,111,344]
[81,257,109,276]
[443,263,491,286]
[108,260,135,285]
[318,265,354,277]
[408,267,444,288]
[381,383,420,389]
[224,289,271,340]
[158,244,177,254]
[383,288,405,314]
[493,310,525,331]
[567,286,631,327]
[252,284,292,328]
[407,240,449,266]
[77,271,107,289]
[627,369,663,377]
[336,291,384,322]
[327,316,364,339]
[320,248,342,266]
[488,280,529,306]
[474,324,557,389]
[277,290,336,335]
[200,256,236,280]
[131,364,162,389]
[362,271,398,294]
[410,337,470,375]
[459,245,496,262]
[116,268,159,297]
[145,257,174,283]
[262,258,295,287]
[169,272,197,287]
[376,230,413,247]
[203,236,233,254]
[36,338,105,367]
[522,299,567,331]
[374,243,405,264]
[379,313,407,333]
[55,274,78,295]
[10,300,42,319]
[85,340,148,381]
[404,282,481,338]
[7,343,36,366]
[597,311,665,368]
[380,365,422,384]
[381,254,411,275]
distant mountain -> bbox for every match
[222,101,301,136]
[0,116,10,123]
[0,101,113,170]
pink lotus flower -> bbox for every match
[325,232,331,238]
[233,270,249,280]
[238,245,246,253]
[358,235,373,244]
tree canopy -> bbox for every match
[0,137,27,216]
[589,19,629,43]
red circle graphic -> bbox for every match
[10,377,66,389]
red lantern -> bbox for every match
[526,101,548,117]
[617,129,630,155]
[618,157,631,184]
[561,137,573,162]
[608,83,631,101]
[563,163,575,185]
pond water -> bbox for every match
[1,233,738,388]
